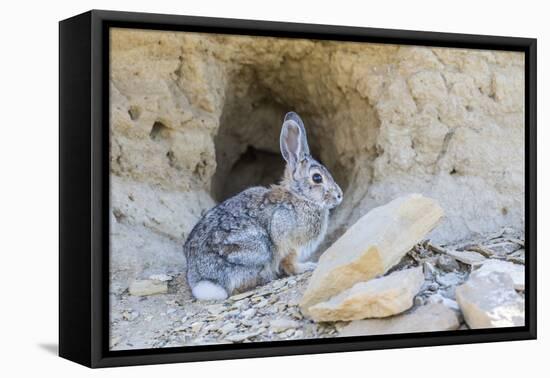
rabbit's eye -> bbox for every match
[312,173,323,184]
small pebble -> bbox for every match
[255,299,269,308]
[437,255,460,272]
[191,322,203,333]
[271,318,300,333]
[241,308,256,319]
[219,323,237,335]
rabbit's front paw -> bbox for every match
[296,261,317,273]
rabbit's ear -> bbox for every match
[280,112,310,168]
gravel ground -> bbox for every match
[110,227,525,351]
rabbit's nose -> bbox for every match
[334,190,343,204]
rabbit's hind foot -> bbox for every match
[191,280,228,301]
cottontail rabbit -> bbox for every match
[184,112,343,300]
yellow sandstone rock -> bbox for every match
[300,194,443,315]
[128,279,168,296]
[308,267,424,322]
[339,303,460,336]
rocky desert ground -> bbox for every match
[110,223,525,350]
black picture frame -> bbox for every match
[59,9,537,368]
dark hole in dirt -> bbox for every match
[166,150,178,169]
[149,121,169,141]
[450,168,457,175]
[209,72,357,204]
[112,208,125,222]
[210,101,347,203]
[214,146,284,201]
[128,106,141,121]
[501,207,508,215]
[209,80,291,202]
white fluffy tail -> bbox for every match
[192,280,228,301]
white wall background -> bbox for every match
[0,0,545,376]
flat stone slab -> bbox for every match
[308,267,424,322]
[475,260,524,291]
[456,271,524,329]
[301,194,443,315]
[445,250,486,266]
[128,279,168,296]
[339,303,460,336]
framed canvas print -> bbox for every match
[59,10,537,368]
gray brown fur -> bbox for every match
[184,112,343,300]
